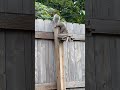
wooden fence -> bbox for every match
[35,19,85,90]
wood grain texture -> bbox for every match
[95,36,112,90]
[0,0,34,89]
[0,0,34,30]
[89,19,120,34]
[0,14,34,30]
[54,28,66,90]
[35,31,85,41]
[0,30,34,90]
[7,0,22,13]
[86,0,120,90]
[0,30,6,90]
[23,0,34,14]
[66,22,75,82]
[0,0,34,14]
[24,31,35,90]
[111,36,120,89]
[87,0,120,20]
[85,36,96,90]
[35,40,38,84]
[35,19,85,90]
[35,81,85,90]
[35,31,54,40]
[6,31,26,90]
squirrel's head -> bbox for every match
[53,14,60,24]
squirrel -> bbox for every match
[53,14,68,34]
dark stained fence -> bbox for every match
[86,0,120,90]
[0,0,34,90]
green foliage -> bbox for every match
[35,2,58,20]
[35,0,85,24]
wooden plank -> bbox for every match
[94,36,104,90]
[35,81,85,90]
[37,40,42,83]
[35,83,56,90]
[66,81,85,88]
[109,37,115,89]
[0,0,5,12]
[95,36,112,90]
[44,20,54,32]
[114,0,120,20]
[6,30,26,90]
[0,0,34,14]
[73,23,82,82]
[35,31,54,40]
[35,19,44,31]
[44,20,55,83]
[0,30,6,90]
[68,88,85,90]
[62,22,69,82]
[81,42,85,82]
[89,19,120,34]
[110,36,120,89]
[54,28,66,90]
[7,0,22,13]
[103,36,112,90]
[31,31,35,90]
[85,0,93,19]
[66,22,74,82]
[0,13,34,30]
[23,0,34,14]
[24,31,34,90]
[35,31,85,41]
[45,40,50,83]
[40,41,47,83]
[35,40,38,84]
[85,35,96,90]
[89,0,120,20]
[0,74,6,90]
[41,42,47,83]
[37,19,47,84]
[64,41,69,82]
[48,41,55,82]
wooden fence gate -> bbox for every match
[35,19,85,90]
[0,0,34,90]
[86,0,120,90]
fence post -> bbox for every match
[54,28,66,90]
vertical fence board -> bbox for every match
[66,23,75,82]
[23,0,34,14]
[86,36,96,90]
[35,40,38,84]
[24,32,34,90]
[37,40,42,83]
[0,30,6,90]
[49,41,55,82]
[6,31,26,90]
[94,36,112,90]
[45,40,49,83]
[73,23,81,81]
[45,20,53,83]
[0,0,5,12]
[103,36,112,90]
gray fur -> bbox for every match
[53,14,68,34]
